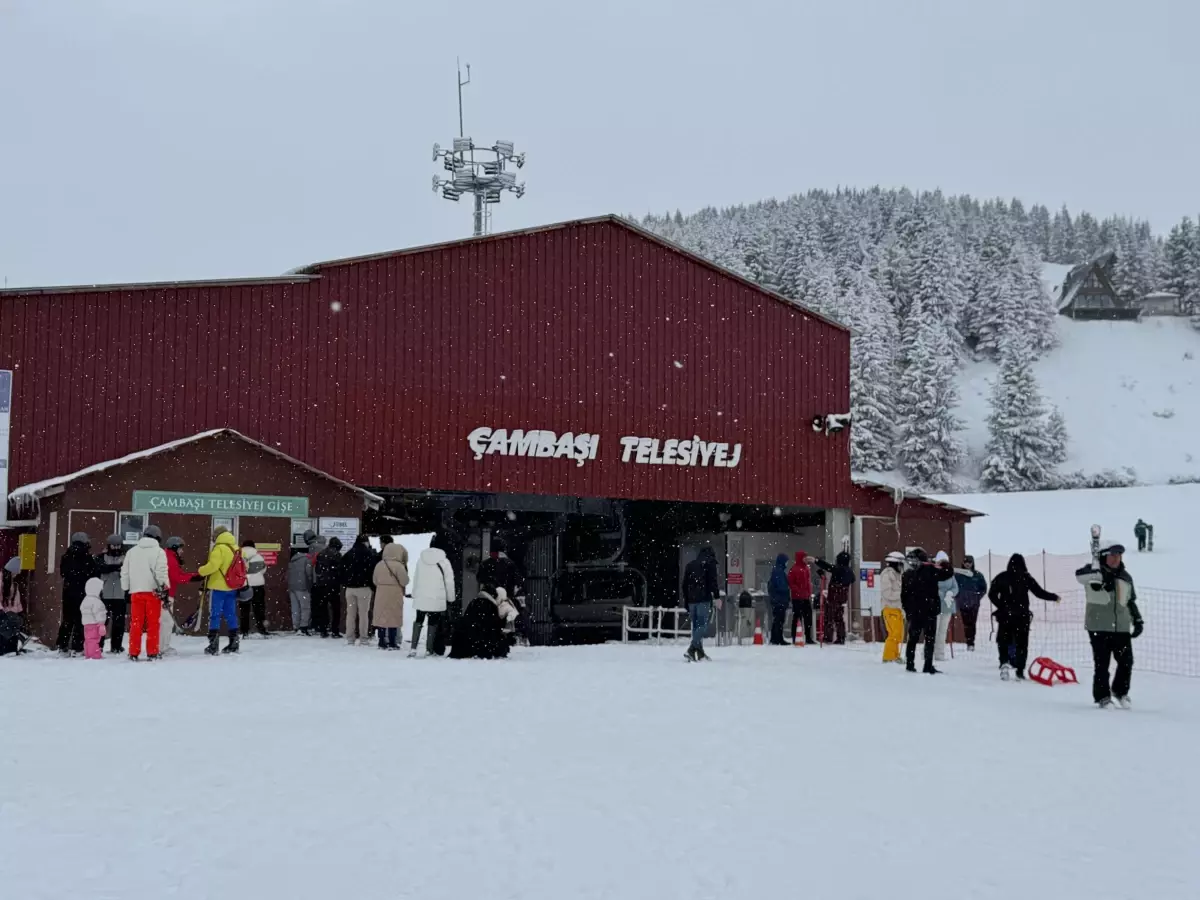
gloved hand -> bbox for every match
[162,598,171,610]
[190,574,204,583]
[1101,573,1116,593]
[1132,619,1144,639]
[1049,594,1061,603]
[1089,582,1104,592]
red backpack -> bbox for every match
[222,546,248,591]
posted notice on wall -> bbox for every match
[0,370,11,514]
[860,562,881,613]
[319,517,360,552]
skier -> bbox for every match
[410,544,455,657]
[94,535,128,655]
[239,541,270,638]
[448,585,510,660]
[933,552,958,662]
[1077,543,1143,709]
[1133,519,1148,553]
[198,529,242,655]
[371,542,409,651]
[767,554,791,645]
[79,577,107,660]
[681,546,719,661]
[163,536,200,654]
[953,556,987,650]
[120,525,170,661]
[787,552,814,645]
[901,549,941,674]
[58,532,97,656]
[987,553,1059,680]
[815,552,854,644]
[879,551,905,663]
[287,547,314,635]
[340,535,377,645]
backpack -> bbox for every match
[222,546,248,591]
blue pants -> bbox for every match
[688,602,712,651]
[209,590,239,632]
[377,627,397,648]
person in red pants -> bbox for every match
[120,525,170,661]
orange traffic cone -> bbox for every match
[793,625,805,647]
[753,620,764,645]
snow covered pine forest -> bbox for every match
[639,192,1200,493]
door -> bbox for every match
[524,534,558,645]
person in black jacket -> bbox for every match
[313,536,345,639]
[815,552,855,644]
[58,532,98,656]
[988,553,1060,680]
[901,548,942,674]
[340,535,378,645]
[682,547,720,661]
[477,539,530,645]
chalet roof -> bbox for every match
[1057,250,1122,312]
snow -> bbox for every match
[1040,261,1074,303]
[7,428,384,507]
[3,638,1200,900]
[955,316,1200,486]
[935,483,1199,593]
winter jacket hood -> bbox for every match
[768,554,791,604]
[198,532,239,591]
[412,547,455,613]
[121,537,170,595]
[787,553,813,599]
[80,578,107,626]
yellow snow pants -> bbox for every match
[882,608,905,662]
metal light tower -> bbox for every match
[432,61,527,236]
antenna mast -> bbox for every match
[433,63,527,237]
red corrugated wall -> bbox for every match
[0,218,850,508]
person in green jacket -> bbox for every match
[1076,543,1144,709]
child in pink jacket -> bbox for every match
[80,577,107,659]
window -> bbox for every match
[212,516,237,542]
[118,512,147,544]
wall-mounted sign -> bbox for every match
[466,427,743,469]
[726,535,745,588]
[256,542,282,566]
[468,428,600,468]
[0,369,11,512]
[132,491,308,517]
[319,517,360,552]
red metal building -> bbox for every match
[1,216,850,509]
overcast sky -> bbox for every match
[1,0,1196,287]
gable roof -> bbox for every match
[1057,251,1124,312]
[8,429,384,509]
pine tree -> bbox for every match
[846,268,898,471]
[1163,217,1196,300]
[895,295,963,491]
[980,341,1061,491]
[1046,407,1069,465]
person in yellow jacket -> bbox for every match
[880,551,906,663]
[198,529,241,656]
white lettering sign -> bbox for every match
[467,427,743,470]
[468,428,600,468]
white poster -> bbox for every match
[319,517,360,553]
[859,562,882,615]
[726,535,745,591]
[0,370,11,519]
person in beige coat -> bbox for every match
[372,543,409,650]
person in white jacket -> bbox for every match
[410,546,455,657]
[239,542,270,637]
[933,551,959,662]
[120,526,170,661]
[879,551,906,664]
[80,577,108,660]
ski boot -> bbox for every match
[1115,695,1132,710]
[205,630,220,656]
[1000,664,1012,681]
[695,647,710,662]
[222,631,240,654]
[147,654,160,662]
[906,662,917,672]
[923,665,941,675]
[1097,698,1113,710]
[1013,668,1025,681]
[684,646,698,663]
[128,654,140,662]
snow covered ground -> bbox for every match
[955,315,1200,487]
[4,638,1200,900]
[938,482,1198,592]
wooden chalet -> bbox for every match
[1054,251,1142,321]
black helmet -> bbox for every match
[106,534,122,548]
[143,525,164,542]
[907,547,929,563]
[165,536,184,551]
[70,531,91,546]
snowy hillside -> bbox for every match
[936,482,1198,592]
[956,316,1200,486]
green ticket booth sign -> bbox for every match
[132,491,309,518]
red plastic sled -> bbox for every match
[1028,657,1078,686]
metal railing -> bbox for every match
[621,606,692,644]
